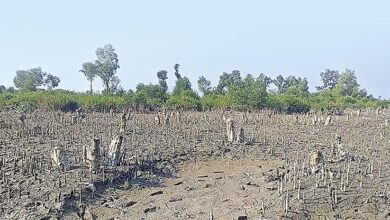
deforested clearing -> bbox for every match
[1,108,390,219]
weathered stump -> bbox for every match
[324,116,332,125]
[84,139,101,172]
[356,109,361,116]
[71,116,77,125]
[310,150,324,174]
[155,114,160,125]
[225,118,235,143]
[51,147,68,172]
[18,114,26,126]
[236,127,244,143]
[164,114,170,125]
[107,136,123,166]
[120,113,127,133]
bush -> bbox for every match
[167,90,200,110]
[0,88,388,114]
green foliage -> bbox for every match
[80,62,98,93]
[95,44,120,93]
[228,74,267,110]
[257,73,272,88]
[132,83,166,109]
[0,85,6,93]
[200,93,233,110]
[272,75,309,94]
[14,68,43,91]
[266,92,310,113]
[216,70,242,94]
[167,90,200,110]
[173,76,192,96]
[316,69,339,91]
[2,67,389,114]
[13,67,60,91]
[76,94,124,111]
[336,69,367,98]
[273,75,287,93]
[157,70,168,93]
[197,76,212,96]
[174,64,181,79]
[44,74,61,89]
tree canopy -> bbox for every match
[316,69,340,91]
[95,44,120,93]
[157,70,168,94]
[80,62,98,93]
[197,76,212,96]
[13,67,60,91]
[6,45,385,113]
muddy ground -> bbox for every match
[1,108,390,219]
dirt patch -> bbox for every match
[75,159,281,219]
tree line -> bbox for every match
[1,44,387,113]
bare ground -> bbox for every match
[1,108,390,219]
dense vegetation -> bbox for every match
[1,44,388,113]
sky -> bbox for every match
[1,0,390,98]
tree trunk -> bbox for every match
[104,81,110,94]
[89,79,93,94]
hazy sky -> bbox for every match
[1,1,389,98]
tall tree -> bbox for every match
[283,76,309,96]
[257,73,272,88]
[95,44,120,93]
[174,64,181,79]
[336,69,364,97]
[44,74,61,89]
[157,70,168,93]
[173,77,192,95]
[316,69,340,91]
[197,76,212,95]
[80,62,98,93]
[216,72,230,94]
[216,70,242,94]
[109,76,122,94]
[0,85,6,93]
[273,75,287,93]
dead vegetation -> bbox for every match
[0,107,390,219]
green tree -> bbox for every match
[336,69,365,97]
[157,70,168,93]
[7,87,15,93]
[167,89,200,110]
[0,85,6,93]
[273,75,308,94]
[216,70,242,94]
[273,75,287,93]
[285,76,309,94]
[13,67,60,91]
[197,76,212,96]
[80,62,98,93]
[216,72,229,93]
[109,76,123,94]
[174,64,181,79]
[44,74,61,90]
[135,83,167,108]
[228,74,267,109]
[95,44,120,93]
[316,69,340,91]
[173,76,192,95]
[257,73,272,89]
